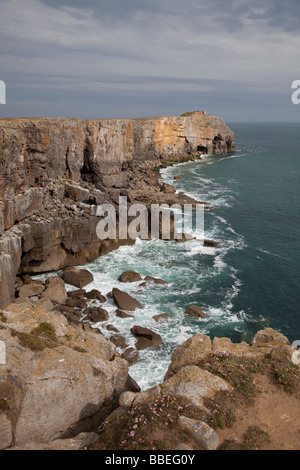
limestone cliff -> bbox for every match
[0,113,235,308]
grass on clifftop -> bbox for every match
[90,351,300,451]
[10,322,59,352]
[219,425,271,450]
[91,394,206,451]
[194,351,300,397]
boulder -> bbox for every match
[19,282,45,298]
[250,328,291,348]
[130,325,162,350]
[41,277,68,305]
[67,289,87,299]
[178,416,220,450]
[185,305,207,318]
[60,268,94,288]
[85,290,106,303]
[119,373,226,408]
[85,307,109,323]
[161,366,232,411]
[126,375,141,393]
[66,297,88,310]
[112,288,142,311]
[145,275,167,285]
[109,334,128,349]
[58,304,79,316]
[122,347,139,365]
[165,334,212,379]
[203,239,221,247]
[106,325,120,333]
[152,313,170,323]
[116,309,134,319]
[118,271,142,283]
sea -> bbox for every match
[36,123,300,390]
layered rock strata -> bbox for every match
[0,113,235,308]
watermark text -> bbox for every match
[291,80,300,105]
[96,197,205,242]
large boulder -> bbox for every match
[118,271,142,283]
[185,305,207,318]
[109,335,128,349]
[119,366,231,411]
[59,268,94,288]
[0,303,129,449]
[116,309,134,319]
[161,366,232,411]
[250,328,291,348]
[18,281,45,298]
[112,288,142,311]
[165,334,212,379]
[41,276,68,305]
[121,347,139,365]
[85,290,106,303]
[145,275,167,285]
[84,307,109,323]
[178,416,220,450]
[130,325,162,350]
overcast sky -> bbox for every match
[0,0,299,121]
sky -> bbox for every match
[0,0,299,122]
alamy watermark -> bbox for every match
[291,80,300,105]
[0,80,6,104]
[95,196,205,242]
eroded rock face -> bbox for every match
[119,366,231,411]
[0,303,129,449]
[0,113,235,309]
[250,328,291,348]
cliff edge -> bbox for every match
[0,112,235,309]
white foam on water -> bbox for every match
[185,243,217,257]
[31,153,252,390]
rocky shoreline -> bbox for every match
[1,298,299,450]
[1,113,299,450]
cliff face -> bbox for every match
[0,113,235,308]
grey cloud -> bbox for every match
[0,0,299,121]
